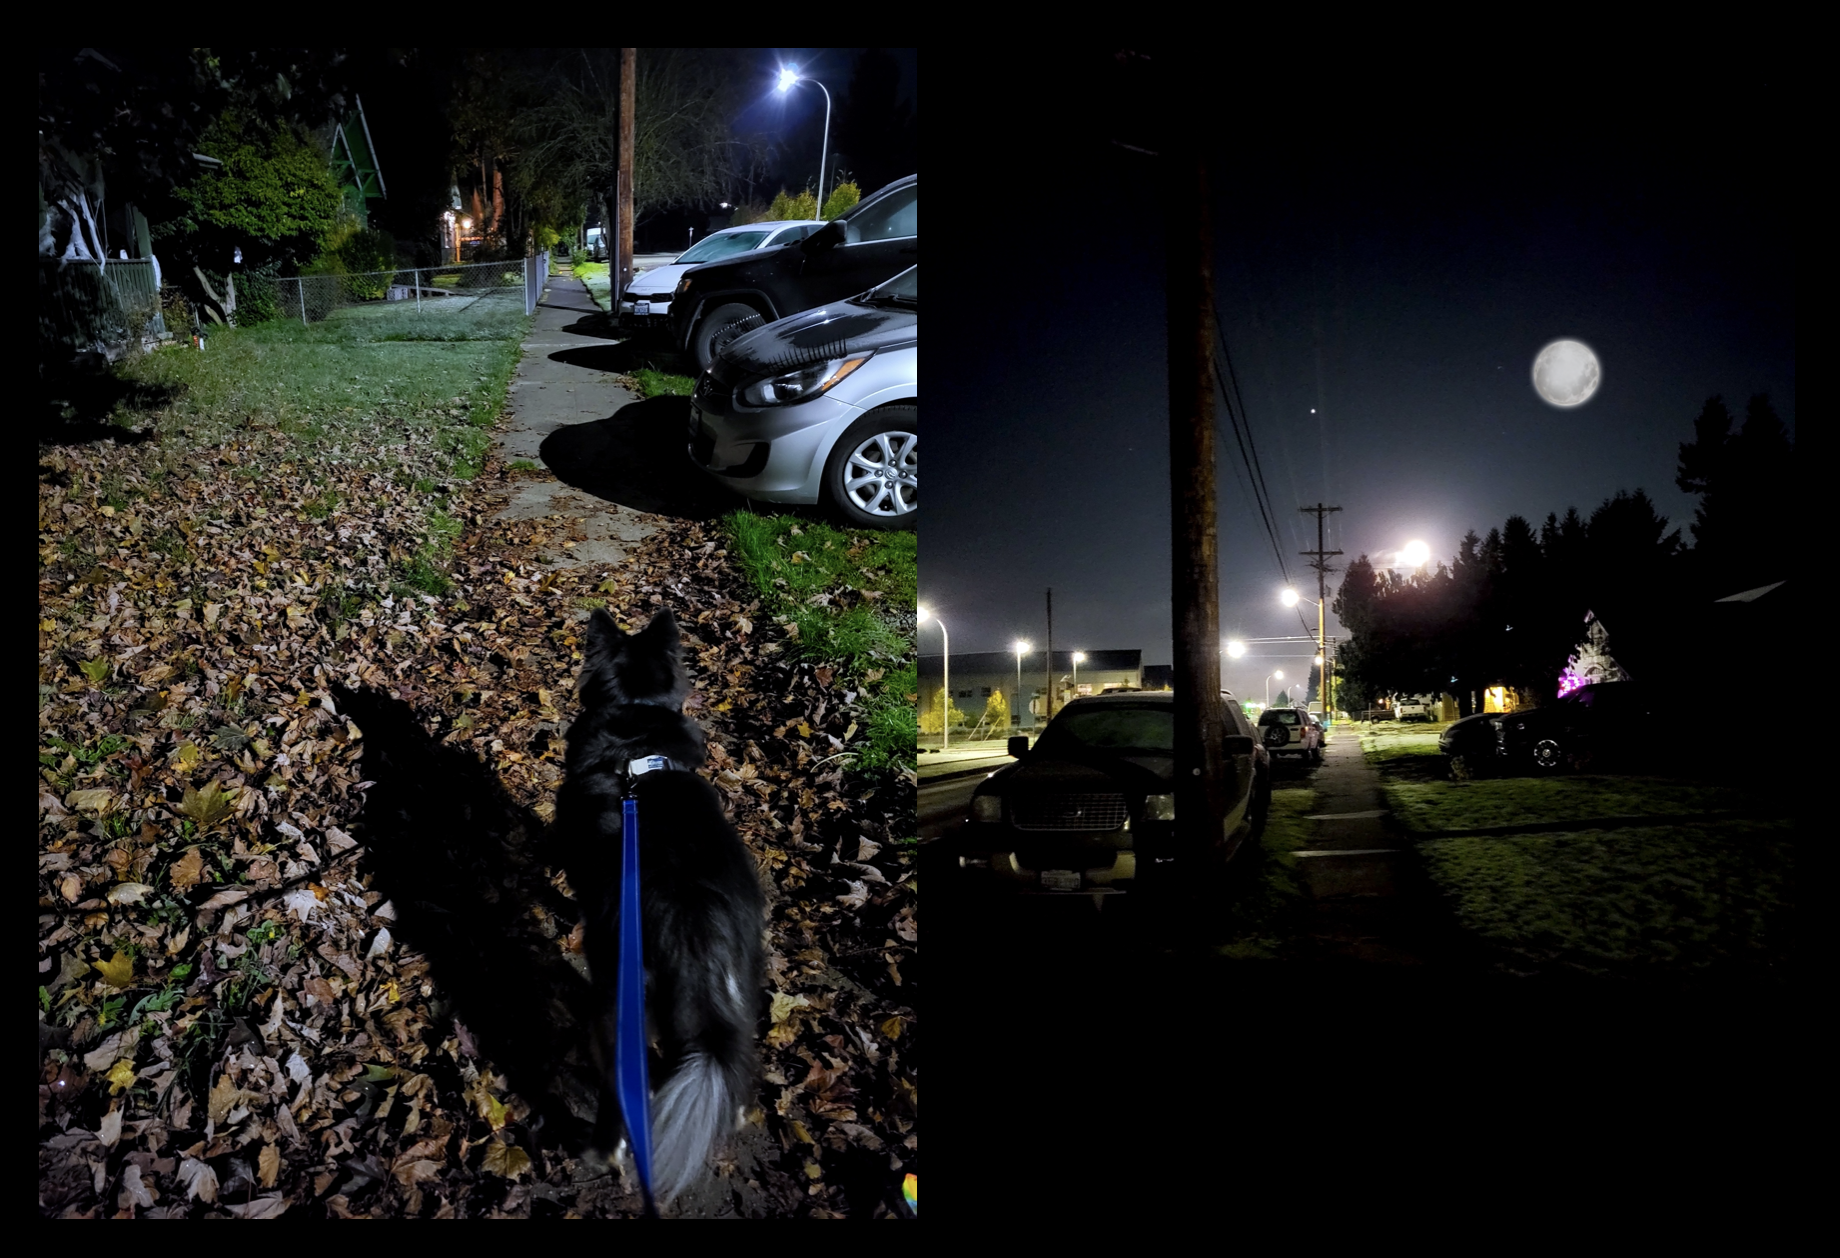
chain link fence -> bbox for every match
[231,254,549,335]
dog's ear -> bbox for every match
[586,608,626,653]
[639,608,680,653]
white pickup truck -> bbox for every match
[1394,695,1437,721]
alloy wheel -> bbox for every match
[841,430,917,518]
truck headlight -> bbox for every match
[1143,793,1175,821]
[675,277,694,300]
[972,794,1002,822]
[738,355,870,407]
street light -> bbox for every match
[1224,639,1247,659]
[1012,639,1032,735]
[1266,670,1285,708]
[1071,650,1086,699]
[918,607,948,752]
[775,65,833,214]
[1280,587,1329,718]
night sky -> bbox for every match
[929,57,1795,702]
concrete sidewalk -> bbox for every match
[1291,733,1441,967]
[491,262,658,568]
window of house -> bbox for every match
[981,686,991,698]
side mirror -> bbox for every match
[1007,735,1029,758]
[800,218,848,255]
[1222,735,1255,757]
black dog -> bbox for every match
[555,608,765,1205]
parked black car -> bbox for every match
[1495,681,1690,773]
[952,691,1269,905]
[670,174,917,371]
[1439,711,1502,776]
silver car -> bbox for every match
[618,220,824,327]
[686,266,916,529]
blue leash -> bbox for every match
[616,794,657,1217]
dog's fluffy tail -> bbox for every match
[650,1048,740,1204]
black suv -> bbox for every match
[670,174,917,371]
[953,691,1270,904]
[1495,680,1690,773]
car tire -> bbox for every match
[1531,737,1568,772]
[823,405,917,530]
[691,302,764,373]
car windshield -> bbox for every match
[1037,705,1174,754]
[861,267,916,305]
[676,230,773,264]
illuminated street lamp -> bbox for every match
[1266,669,1285,709]
[1281,587,1330,719]
[1224,639,1247,659]
[775,65,833,213]
[918,606,948,752]
[1072,650,1086,699]
[1012,639,1032,733]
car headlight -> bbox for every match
[1143,793,1176,821]
[674,277,693,300]
[971,794,1002,822]
[738,355,870,407]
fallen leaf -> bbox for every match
[107,1059,138,1094]
[120,1164,154,1208]
[107,881,155,905]
[169,847,205,891]
[880,1014,906,1041]
[837,880,870,910]
[224,1195,289,1219]
[208,1073,240,1125]
[93,950,134,988]
[175,780,237,828]
[98,1107,123,1147]
[66,788,114,814]
[769,992,811,1025]
[480,1138,530,1180]
[177,1157,219,1203]
[258,1143,281,1188]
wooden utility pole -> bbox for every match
[616,47,636,316]
[1165,118,1228,855]
[1299,504,1343,715]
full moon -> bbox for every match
[1532,339,1601,407]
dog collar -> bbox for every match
[626,755,678,778]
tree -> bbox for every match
[163,110,344,274]
[1676,393,1795,594]
[1274,690,1292,708]
[981,688,1010,734]
[833,49,916,197]
[511,48,770,251]
[39,48,354,265]
[918,688,967,736]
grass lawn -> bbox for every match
[724,513,916,772]
[574,261,612,311]
[1421,821,1797,980]
[1211,788,1313,959]
[1359,717,1797,983]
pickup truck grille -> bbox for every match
[1011,793,1128,832]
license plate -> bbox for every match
[1040,870,1080,892]
[636,301,650,316]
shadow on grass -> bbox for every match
[38,366,174,445]
[539,395,743,520]
[333,684,598,1149]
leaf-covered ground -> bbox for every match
[39,336,916,1217]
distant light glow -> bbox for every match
[777,66,800,92]
[1012,639,1031,657]
[1401,540,1431,568]
[1072,651,1087,664]
[1225,640,1246,659]
[1274,670,1285,681]
[1279,588,1300,607]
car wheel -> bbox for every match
[824,406,917,530]
[691,302,764,373]
[1261,726,1289,751]
[1531,737,1568,772]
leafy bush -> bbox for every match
[231,262,283,326]
[820,181,860,221]
[164,111,343,273]
[336,227,399,300]
[728,202,768,226]
[766,188,818,221]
